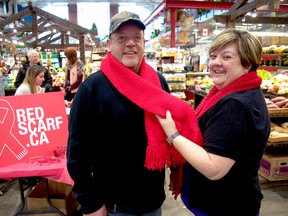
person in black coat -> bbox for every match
[14,50,52,92]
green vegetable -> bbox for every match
[257,69,272,80]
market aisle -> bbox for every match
[1,174,288,216]
[260,184,288,216]
[162,169,193,216]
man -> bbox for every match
[67,11,171,216]
[14,50,52,92]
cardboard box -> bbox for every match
[259,153,288,181]
[27,179,78,216]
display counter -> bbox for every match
[0,158,73,215]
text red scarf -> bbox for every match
[195,72,262,118]
[101,52,203,170]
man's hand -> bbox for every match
[83,205,107,216]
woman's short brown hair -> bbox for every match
[209,28,262,72]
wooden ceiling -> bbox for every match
[0,2,99,51]
[214,0,288,26]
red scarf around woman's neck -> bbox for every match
[195,72,262,118]
[100,52,203,170]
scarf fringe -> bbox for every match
[144,144,170,171]
[170,147,186,165]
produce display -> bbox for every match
[261,73,288,95]
[257,69,272,80]
[2,70,17,88]
[262,45,288,54]
[194,77,213,95]
[52,73,65,88]
[265,96,288,109]
[260,46,288,68]
[270,122,288,140]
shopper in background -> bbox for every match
[14,64,45,186]
[67,11,202,216]
[15,65,45,95]
[156,28,270,216]
[0,69,4,96]
[61,47,85,103]
[14,49,52,92]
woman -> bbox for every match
[61,47,85,102]
[15,65,45,95]
[157,28,270,216]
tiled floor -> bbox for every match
[1,171,288,216]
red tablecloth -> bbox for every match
[0,158,73,185]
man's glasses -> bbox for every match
[110,35,144,44]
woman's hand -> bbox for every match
[156,110,178,138]
[37,86,45,94]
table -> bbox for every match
[0,158,74,215]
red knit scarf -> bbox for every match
[100,52,203,170]
[195,72,262,118]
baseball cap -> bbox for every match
[109,11,146,35]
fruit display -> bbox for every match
[52,73,65,87]
[265,74,288,95]
[282,57,288,66]
[194,77,213,95]
[262,45,288,54]
[84,61,93,78]
[257,69,272,80]
[2,74,16,88]
[259,46,288,70]
[2,68,18,89]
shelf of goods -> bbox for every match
[156,52,186,100]
[91,49,106,73]
[260,94,288,182]
[258,46,288,73]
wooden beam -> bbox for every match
[230,0,271,20]
[268,0,280,10]
[40,44,79,50]
[24,41,80,50]
[40,35,62,47]
[0,8,31,28]
[17,19,29,27]
[31,7,38,39]
[242,16,288,24]
[0,5,99,49]
[34,7,97,37]
[214,15,230,24]
[79,35,85,63]
[20,32,36,42]
[229,0,248,15]
[35,32,55,43]
[214,14,288,25]
[36,17,46,26]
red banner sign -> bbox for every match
[0,92,68,167]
